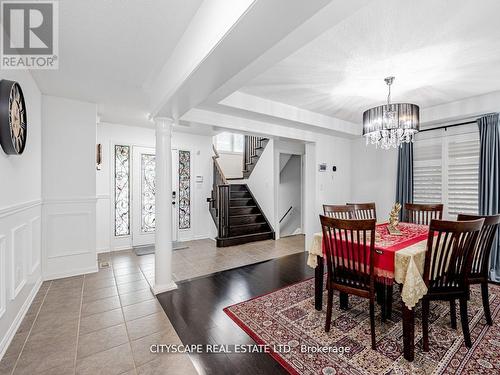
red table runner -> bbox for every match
[322,222,429,282]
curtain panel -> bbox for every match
[395,143,413,221]
[477,113,500,282]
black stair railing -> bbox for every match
[243,135,265,173]
[208,145,230,239]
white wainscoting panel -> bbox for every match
[42,198,97,280]
[0,236,6,319]
[0,202,42,360]
[10,224,28,300]
[30,216,41,274]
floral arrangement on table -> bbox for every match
[387,203,402,235]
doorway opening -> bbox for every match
[278,153,302,238]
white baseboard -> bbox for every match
[96,247,110,254]
[0,277,42,361]
[112,245,133,252]
[43,264,98,281]
[151,281,177,295]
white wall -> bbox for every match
[217,151,243,178]
[0,71,42,359]
[96,122,214,252]
[42,96,97,280]
[245,139,275,229]
[279,154,302,236]
[350,139,398,222]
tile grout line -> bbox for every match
[72,277,85,375]
[112,257,139,375]
[10,281,52,375]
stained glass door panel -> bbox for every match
[131,147,181,246]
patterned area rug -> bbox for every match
[224,279,500,374]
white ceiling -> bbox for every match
[240,0,500,124]
[31,0,203,126]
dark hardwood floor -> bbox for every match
[157,252,314,375]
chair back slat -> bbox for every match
[320,215,376,291]
[323,204,355,219]
[347,202,377,220]
[457,214,500,279]
[423,219,484,291]
[404,203,443,225]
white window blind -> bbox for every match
[413,130,479,218]
[447,137,479,215]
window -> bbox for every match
[114,145,130,236]
[414,128,479,218]
[214,132,244,153]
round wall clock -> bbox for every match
[0,80,27,155]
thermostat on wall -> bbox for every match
[318,163,327,172]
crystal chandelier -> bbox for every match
[363,77,419,149]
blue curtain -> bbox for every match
[395,143,413,221]
[477,113,500,282]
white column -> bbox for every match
[153,117,177,294]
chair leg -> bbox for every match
[459,297,472,348]
[422,299,429,352]
[325,288,334,332]
[369,300,376,350]
[450,300,457,329]
[481,282,493,326]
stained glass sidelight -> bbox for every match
[178,150,191,229]
[141,154,156,232]
[114,145,130,236]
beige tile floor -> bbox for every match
[0,235,304,375]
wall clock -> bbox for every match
[0,80,27,155]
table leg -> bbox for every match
[376,283,386,322]
[386,285,393,320]
[315,255,323,311]
[402,305,415,362]
[339,292,349,310]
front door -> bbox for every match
[132,147,179,247]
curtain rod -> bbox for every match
[419,120,476,133]
[420,112,498,133]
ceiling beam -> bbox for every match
[150,0,371,120]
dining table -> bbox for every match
[307,222,430,362]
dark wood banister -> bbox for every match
[209,144,230,239]
[243,135,266,177]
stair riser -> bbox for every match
[229,207,260,215]
[230,199,254,207]
[216,232,274,247]
[230,191,251,199]
[230,215,263,225]
[229,184,247,192]
[229,224,269,237]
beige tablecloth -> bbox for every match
[307,232,428,309]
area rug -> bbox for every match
[224,279,500,374]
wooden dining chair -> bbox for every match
[347,202,377,220]
[320,215,377,349]
[421,218,484,350]
[323,204,355,219]
[404,203,443,225]
[457,213,500,326]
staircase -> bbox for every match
[208,138,275,247]
[222,184,274,246]
[242,136,269,178]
